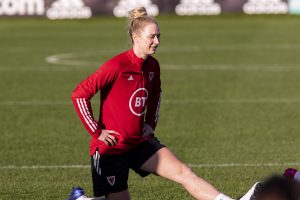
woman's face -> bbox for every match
[133,23,160,57]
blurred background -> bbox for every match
[0,0,299,18]
[1,0,300,199]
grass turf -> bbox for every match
[1,15,300,199]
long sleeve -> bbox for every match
[71,61,118,139]
[145,66,161,131]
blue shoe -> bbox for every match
[66,187,85,200]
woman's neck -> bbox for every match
[133,46,148,60]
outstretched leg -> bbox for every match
[140,147,231,200]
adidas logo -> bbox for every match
[128,75,134,81]
[175,0,221,15]
[113,0,159,17]
[46,0,92,20]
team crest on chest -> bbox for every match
[107,176,116,186]
[149,72,154,82]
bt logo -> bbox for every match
[135,97,147,107]
[129,88,148,116]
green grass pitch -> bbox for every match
[1,15,300,199]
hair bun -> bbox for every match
[128,7,147,19]
[127,7,158,44]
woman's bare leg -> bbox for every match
[141,147,227,200]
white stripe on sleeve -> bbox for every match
[82,99,98,130]
[76,98,97,132]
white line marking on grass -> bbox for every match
[1,162,300,170]
[0,101,71,106]
[44,49,300,72]
[0,66,97,72]
[2,64,300,72]
[2,98,300,106]
[0,165,90,169]
[45,50,120,67]
[162,64,300,72]
[46,53,95,66]
[160,44,300,52]
[164,98,300,104]
[188,162,300,168]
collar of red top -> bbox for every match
[128,48,147,68]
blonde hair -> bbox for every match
[128,7,158,43]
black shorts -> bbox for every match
[91,137,165,197]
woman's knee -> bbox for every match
[173,163,196,184]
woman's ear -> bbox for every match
[132,32,139,44]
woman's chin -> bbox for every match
[149,48,157,55]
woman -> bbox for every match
[70,7,234,200]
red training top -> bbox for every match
[71,48,161,155]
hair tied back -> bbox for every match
[128,7,148,20]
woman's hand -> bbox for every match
[98,130,120,146]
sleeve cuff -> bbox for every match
[91,129,102,139]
